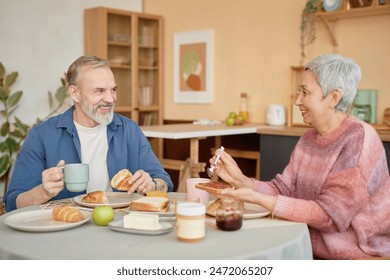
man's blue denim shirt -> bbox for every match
[5,106,173,211]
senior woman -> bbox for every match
[211,54,390,259]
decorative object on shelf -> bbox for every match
[383,108,390,126]
[349,0,374,8]
[299,0,322,66]
[323,0,342,11]
[138,86,153,106]
[174,29,214,103]
[350,89,377,123]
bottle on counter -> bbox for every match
[216,197,243,231]
[238,92,249,123]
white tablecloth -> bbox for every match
[0,193,313,260]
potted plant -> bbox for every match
[0,62,69,213]
[300,0,322,65]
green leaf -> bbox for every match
[61,76,66,86]
[5,72,18,88]
[0,154,11,178]
[0,110,8,119]
[0,142,9,153]
[8,106,19,117]
[7,90,23,108]
[0,122,9,137]
[0,63,5,81]
[4,137,19,153]
[48,91,54,108]
[0,87,8,100]
[55,85,68,103]
[10,129,26,140]
[14,117,30,133]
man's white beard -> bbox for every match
[81,101,114,125]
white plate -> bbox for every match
[4,209,91,232]
[206,201,270,219]
[108,219,174,235]
[74,192,142,208]
[126,203,176,217]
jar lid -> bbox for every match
[176,202,206,216]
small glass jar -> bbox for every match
[216,197,243,231]
[146,180,167,197]
[176,202,206,242]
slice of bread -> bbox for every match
[130,197,169,212]
[111,169,133,191]
[196,181,234,195]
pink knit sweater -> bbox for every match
[254,116,390,259]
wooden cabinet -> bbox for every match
[84,7,163,127]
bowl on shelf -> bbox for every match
[109,56,131,66]
[139,57,156,67]
[108,34,131,43]
[348,0,373,8]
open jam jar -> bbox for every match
[216,197,243,231]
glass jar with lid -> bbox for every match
[176,202,206,242]
[215,197,243,231]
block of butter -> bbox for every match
[123,212,162,230]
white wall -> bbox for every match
[0,0,142,198]
[0,0,142,122]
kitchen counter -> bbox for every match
[256,124,390,181]
[257,125,390,142]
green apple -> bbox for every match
[92,205,115,226]
[235,115,244,125]
[228,111,237,119]
[226,116,235,126]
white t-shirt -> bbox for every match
[74,122,111,193]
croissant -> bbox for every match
[52,205,84,223]
[82,190,106,204]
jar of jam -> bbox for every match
[216,197,243,231]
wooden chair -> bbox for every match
[159,158,206,192]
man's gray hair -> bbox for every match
[66,55,110,87]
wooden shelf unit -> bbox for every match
[84,7,164,128]
[315,1,390,49]
[317,1,390,21]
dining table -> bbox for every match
[141,123,267,177]
[0,192,313,260]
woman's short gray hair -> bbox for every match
[305,54,361,112]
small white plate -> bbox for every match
[207,201,270,219]
[74,192,142,208]
[4,209,91,232]
[108,219,174,235]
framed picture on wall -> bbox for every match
[174,29,214,103]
